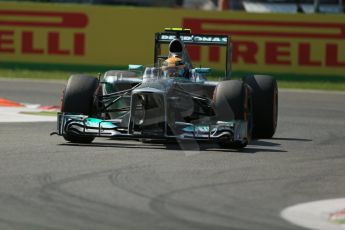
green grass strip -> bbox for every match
[330,219,345,225]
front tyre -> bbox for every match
[243,75,278,138]
[213,80,252,149]
[61,74,99,143]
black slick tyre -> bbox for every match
[61,74,99,143]
[243,75,278,138]
[213,80,251,149]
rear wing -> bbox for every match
[156,33,229,46]
[154,30,232,79]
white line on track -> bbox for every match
[281,198,345,230]
[0,107,56,123]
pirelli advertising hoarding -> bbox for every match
[0,2,345,76]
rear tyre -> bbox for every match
[213,80,251,149]
[61,74,99,143]
[243,75,278,138]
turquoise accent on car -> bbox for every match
[182,125,210,133]
[128,64,144,71]
[86,118,116,129]
[194,68,211,74]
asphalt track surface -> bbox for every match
[0,78,345,230]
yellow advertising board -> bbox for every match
[0,2,345,76]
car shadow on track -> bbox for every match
[59,138,288,154]
[271,137,312,142]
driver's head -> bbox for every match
[162,56,188,78]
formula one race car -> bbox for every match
[53,28,278,148]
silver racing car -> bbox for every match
[52,28,278,148]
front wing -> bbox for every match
[55,112,248,143]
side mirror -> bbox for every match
[192,68,211,82]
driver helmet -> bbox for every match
[162,56,189,79]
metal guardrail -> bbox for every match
[1,0,343,13]
[243,0,344,13]
[0,0,176,6]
